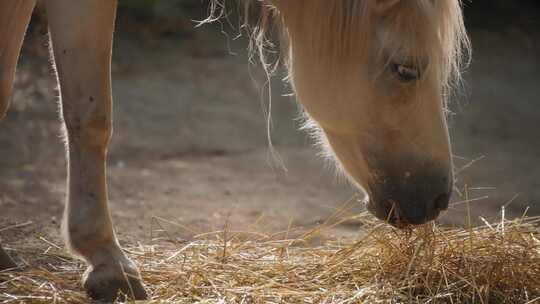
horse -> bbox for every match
[0,0,469,301]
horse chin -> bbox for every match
[365,197,431,229]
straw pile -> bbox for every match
[1,212,539,303]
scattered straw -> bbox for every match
[1,213,539,303]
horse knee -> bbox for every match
[0,81,12,120]
[84,114,113,149]
[63,106,112,151]
[0,101,8,120]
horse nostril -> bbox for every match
[434,193,450,211]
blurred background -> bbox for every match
[0,0,539,246]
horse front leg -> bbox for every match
[45,0,147,301]
[0,0,36,270]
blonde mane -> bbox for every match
[206,0,470,176]
[207,0,470,92]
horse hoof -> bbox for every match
[0,247,17,270]
[83,261,148,302]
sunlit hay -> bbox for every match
[1,213,539,303]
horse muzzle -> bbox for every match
[366,166,452,227]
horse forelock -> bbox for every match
[206,0,469,95]
[205,0,470,173]
[207,0,469,88]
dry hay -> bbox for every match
[0,212,539,303]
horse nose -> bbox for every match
[395,190,451,225]
[367,169,452,226]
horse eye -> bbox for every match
[390,63,420,82]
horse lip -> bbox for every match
[366,197,402,227]
[384,201,412,228]
[366,197,438,228]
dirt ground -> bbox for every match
[1,11,540,256]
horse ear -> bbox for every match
[373,0,401,14]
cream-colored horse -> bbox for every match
[0,0,469,301]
